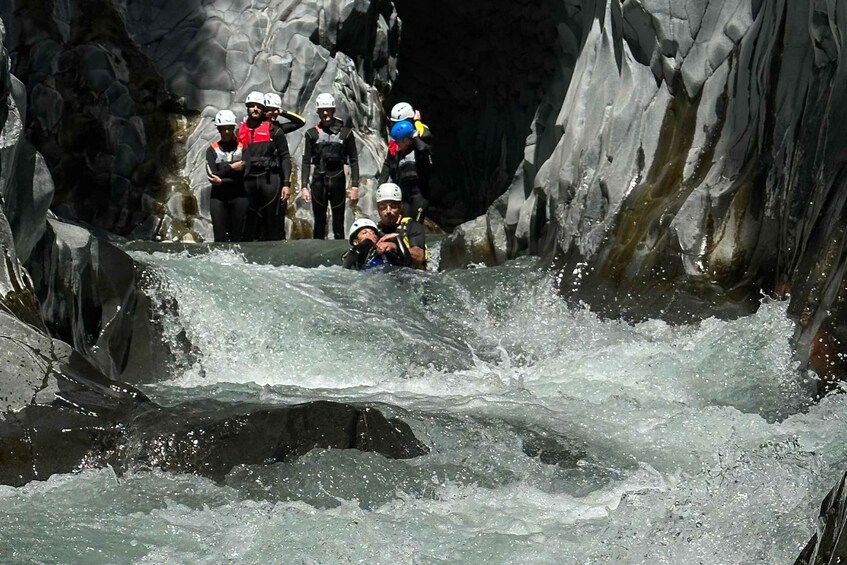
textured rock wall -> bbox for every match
[442,1,847,382]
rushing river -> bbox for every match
[2,244,846,564]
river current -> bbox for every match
[2,245,846,564]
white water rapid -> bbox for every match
[2,246,846,564]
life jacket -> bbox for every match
[210,141,244,163]
[396,216,429,270]
[309,122,350,171]
[237,120,272,147]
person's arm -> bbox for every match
[404,221,427,268]
[378,153,391,184]
[344,129,359,186]
[279,110,306,133]
[206,146,235,186]
[274,129,292,189]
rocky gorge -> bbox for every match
[0,0,846,561]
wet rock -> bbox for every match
[0,399,428,487]
[796,470,847,564]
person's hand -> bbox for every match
[230,160,245,171]
[281,186,291,201]
[376,233,398,255]
[347,186,358,203]
[208,174,223,185]
[301,187,311,203]
[413,110,421,121]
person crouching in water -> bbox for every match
[207,110,248,242]
[238,91,292,241]
[342,218,387,270]
[300,92,359,239]
[374,182,427,269]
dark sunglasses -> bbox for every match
[246,103,264,109]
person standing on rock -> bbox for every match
[300,93,359,240]
[264,92,306,134]
[379,120,431,223]
[207,110,248,242]
[374,182,427,269]
[237,91,292,241]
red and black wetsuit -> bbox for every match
[238,118,292,241]
[302,118,359,239]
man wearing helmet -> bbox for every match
[300,92,359,240]
[379,119,432,222]
[373,182,427,269]
[207,109,248,242]
[237,90,292,241]
[263,92,306,134]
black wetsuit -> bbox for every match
[302,118,359,239]
[378,217,427,268]
[276,110,306,134]
[342,239,388,270]
[239,119,292,241]
[379,137,431,222]
[206,139,248,242]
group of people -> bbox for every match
[206,90,432,268]
[206,91,303,242]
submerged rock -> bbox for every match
[0,398,427,487]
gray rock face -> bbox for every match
[441,1,847,382]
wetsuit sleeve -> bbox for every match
[273,128,292,187]
[345,130,359,185]
[301,129,314,186]
[378,154,390,184]
[404,220,426,249]
[279,110,306,133]
[206,146,237,185]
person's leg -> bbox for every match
[229,197,250,242]
[328,171,347,240]
[210,197,229,242]
[242,176,261,242]
[256,172,283,241]
[310,175,329,239]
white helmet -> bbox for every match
[245,91,266,107]
[375,182,403,203]
[390,102,414,122]
[264,92,282,109]
[315,92,336,109]
[348,218,379,244]
[214,109,237,127]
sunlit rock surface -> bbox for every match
[441,1,847,380]
[0,0,399,242]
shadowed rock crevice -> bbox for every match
[3,0,192,239]
[389,0,577,229]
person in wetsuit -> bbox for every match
[342,218,387,270]
[237,91,292,241]
[379,120,431,223]
[374,182,427,269]
[207,109,248,242]
[300,92,359,240]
